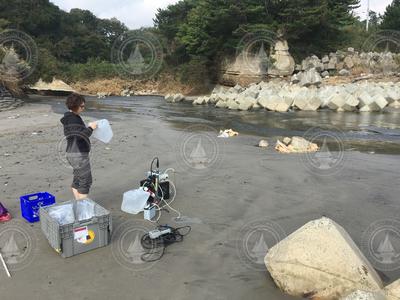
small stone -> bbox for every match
[283,137,292,145]
[339,69,351,76]
[258,140,269,148]
[321,71,330,78]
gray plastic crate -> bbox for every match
[39,199,112,258]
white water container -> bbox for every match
[93,119,113,143]
[121,188,150,215]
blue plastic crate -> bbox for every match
[20,192,56,223]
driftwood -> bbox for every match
[351,74,374,83]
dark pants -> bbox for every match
[66,152,92,194]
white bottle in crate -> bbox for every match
[92,119,113,143]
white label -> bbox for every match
[74,226,89,244]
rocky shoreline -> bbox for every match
[165,76,400,113]
[294,48,400,80]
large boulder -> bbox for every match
[268,39,296,76]
[258,94,292,112]
[293,90,321,111]
[341,290,386,300]
[373,94,389,110]
[299,68,322,87]
[252,103,261,110]
[265,217,383,299]
[339,69,351,76]
[275,136,319,153]
[321,71,330,78]
[238,97,255,111]
[327,93,346,111]
[322,55,330,64]
[241,87,259,99]
[215,100,228,108]
[343,94,360,112]
[208,93,219,104]
[193,96,206,105]
[389,101,400,108]
[172,93,184,103]
[301,55,324,72]
[290,136,318,151]
[344,56,355,69]
[385,279,400,300]
[358,92,375,112]
[227,99,239,110]
[386,88,400,104]
[358,92,387,112]
[291,73,300,84]
[275,98,293,112]
[164,94,174,103]
[328,56,338,70]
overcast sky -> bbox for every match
[50,0,394,29]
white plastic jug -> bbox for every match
[121,188,150,215]
[93,119,113,143]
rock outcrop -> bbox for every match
[221,51,267,87]
[221,37,295,85]
[29,78,75,93]
[268,39,295,77]
[294,49,400,80]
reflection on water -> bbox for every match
[27,95,400,154]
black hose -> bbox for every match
[140,225,191,262]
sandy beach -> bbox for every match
[0,99,400,300]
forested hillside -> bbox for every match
[0,0,399,86]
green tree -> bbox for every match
[0,18,9,31]
[381,0,400,30]
[155,0,360,74]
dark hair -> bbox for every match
[66,93,85,112]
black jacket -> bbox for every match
[60,112,93,153]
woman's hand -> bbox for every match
[89,122,98,130]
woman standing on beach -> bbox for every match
[60,93,97,200]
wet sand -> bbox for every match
[0,101,399,300]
